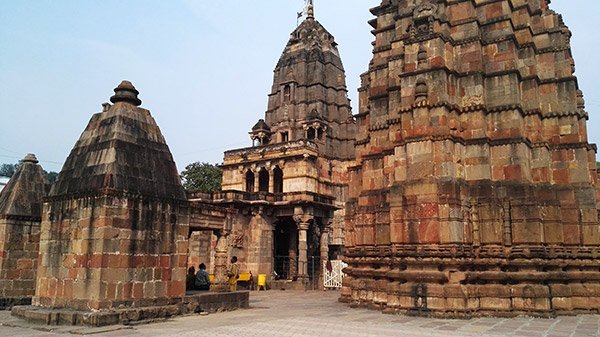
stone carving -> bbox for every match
[230,233,244,248]
[413,2,437,20]
[342,0,600,317]
[461,95,484,107]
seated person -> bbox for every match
[186,266,196,291]
[195,263,211,291]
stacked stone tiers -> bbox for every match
[265,16,356,160]
[342,0,600,316]
[34,82,190,311]
[0,154,47,308]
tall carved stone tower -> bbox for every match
[0,154,47,308]
[34,81,190,311]
[210,5,356,288]
[342,0,600,316]
[261,6,355,159]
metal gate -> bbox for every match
[323,260,347,288]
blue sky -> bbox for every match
[0,0,598,173]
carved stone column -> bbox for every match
[254,170,260,193]
[268,168,275,194]
[318,226,330,289]
[213,230,230,291]
[288,227,298,279]
[296,220,309,280]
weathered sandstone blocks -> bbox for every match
[344,0,600,317]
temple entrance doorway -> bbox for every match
[273,218,297,280]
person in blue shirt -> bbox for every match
[195,263,211,291]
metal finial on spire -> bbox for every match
[297,0,314,25]
[307,0,314,18]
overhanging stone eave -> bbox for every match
[222,142,320,166]
[43,188,188,204]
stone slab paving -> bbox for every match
[0,290,599,337]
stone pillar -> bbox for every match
[254,170,260,193]
[213,230,230,291]
[297,221,309,280]
[268,168,275,194]
[288,227,297,279]
[318,227,330,289]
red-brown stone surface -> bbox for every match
[342,0,600,317]
[0,154,47,307]
[34,82,190,311]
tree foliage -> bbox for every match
[45,171,59,184]
[0,163,19,177]
[180,162,222,192]
[0,162,58,183]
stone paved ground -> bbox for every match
[0,290,599,337]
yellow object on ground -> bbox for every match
[257,274,267,290]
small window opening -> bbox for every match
[283,85,291,103]
[246,170,255,193]
[258,169,269,192]
[273,166,284,193]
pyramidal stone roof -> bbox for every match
[277,16,342,70]
[0,154,48,220]
[50,81,186,201]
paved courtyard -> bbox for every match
[0,290,599,337]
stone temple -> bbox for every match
[1,0,600,324]
[191,3,356,289]
[0,154,47,308]
[341,0,600,317]
[12,81,245,325]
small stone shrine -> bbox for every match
[0,154,47,308]
[32,81,190,311]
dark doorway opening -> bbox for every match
[245,170,255,192]
[273,218,297,280]
[258,168,269,192]
[273,166,283,194]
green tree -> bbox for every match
[0,163,19,177]
[0,161,58,183]
[45,171,59,184]
[180,162,222,192]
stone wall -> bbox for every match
[188,231,215,273]
[34,195,189,310]
[0,218,40,307]
[342,0,600,317]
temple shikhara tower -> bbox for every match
[200,2,356,288]
[33,81,190,312]
[0,154,47,308]
[342,0,600,316]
